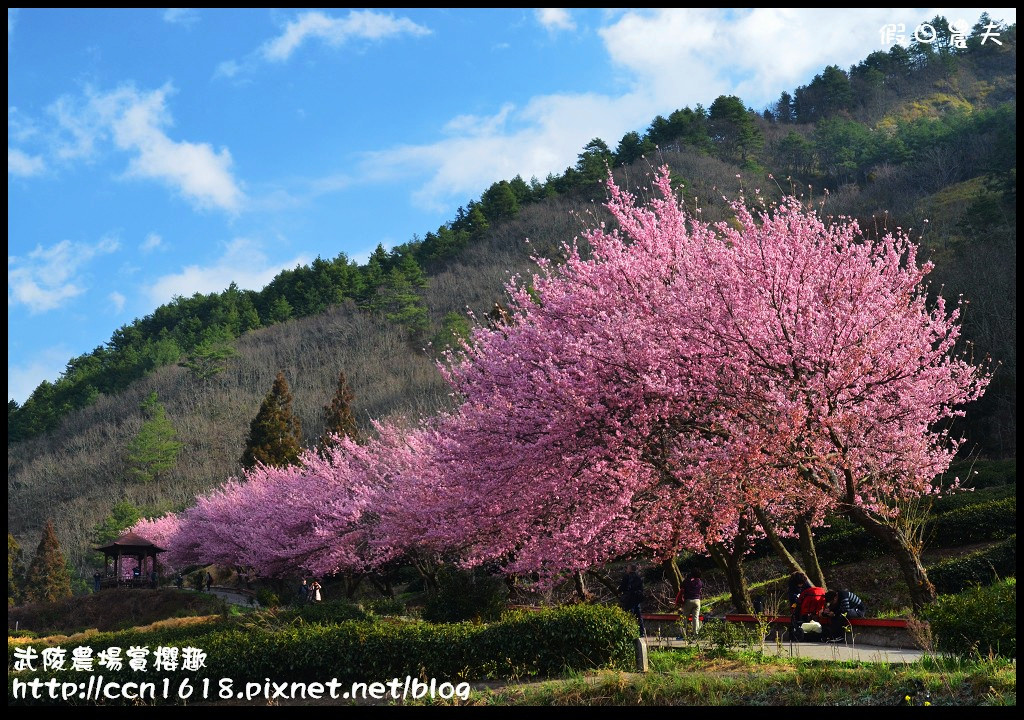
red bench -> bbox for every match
[724,613,909,628]
[724,613,913,648]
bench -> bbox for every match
[724,613,915,649]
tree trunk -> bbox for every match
[573,570,588,602]
[344,574,364,599]
[662,555,683,595]
[368,575,394,598]
[586,570,620,596]
[709,542,752,613]
[845,505,936,608]
[751,505,807,578]
[796,513,826,589]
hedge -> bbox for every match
[9,604,636,705]
[918,578,1015,659]
[928,497,1016,547]
[946,458,1016,490]
[931,484,1015,514]
[927,535,1016,595]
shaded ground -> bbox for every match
[7,588,224,634]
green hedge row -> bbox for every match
[927,536,1016,595]
[276,599,367,625]
[811,495,1016,568]
[9,605,636,705]
[929,497,1016,547]
[918,578,1015,659]
[946,458,1016,490]
[931,484,1015,514]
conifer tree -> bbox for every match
[125,392,182,484]
[23,520,72,603]
[320,371,360,451]
[241,371,303,470]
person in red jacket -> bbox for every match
[791,585,827,641]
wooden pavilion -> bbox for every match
[95,532,166,588]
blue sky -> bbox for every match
[7,8,1016,403]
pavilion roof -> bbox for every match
[95,531,167,554]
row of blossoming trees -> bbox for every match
[135,169,988,610]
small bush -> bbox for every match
[364,597,406,617]
[927,536,1015,594]
[279,599,366,624]
[422,566,508,623]
[918,577,1015,658]
[7,629,38,639]
[255,589,280,609]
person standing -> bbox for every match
[618,563,646,638]
[675,568,704,634]
[311,579,323,603]
[206,571,214,592]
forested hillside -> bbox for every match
[8,16,1016,574]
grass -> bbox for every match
[414,650,1016,706]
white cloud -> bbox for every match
[8,236,120,313]
[49,95,102,160]
[163,8,199,27]
[52,84,245,211]
[536,8,576,32]
[261,10,431,62]
[109,291,126,312]
[364,92,656,210]
[146,237,309,305]
[8,147,45,176]
[214,59,241,79]
[365,7,1017,211]
[7,344,74,404]
[140,232,164,253]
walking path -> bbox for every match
[646,637,926,663]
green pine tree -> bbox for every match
[125,392,182,484]
[240,371,304,470]
[370,268,431,339]
[22,520,72,604]
[320,371,360,451]
[179,332,238,380]
[90,501,142,565]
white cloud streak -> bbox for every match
[163,8,199,27]
[109,291,126,312]
[8,236,120,313]
[536,8,576,32]
[8,147,45,176]
[146,238,308,305]
[262,10,431,62]
[51,84,245,211]
[140,232,164,253]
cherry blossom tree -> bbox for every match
[431,168,987,607]
[135,168,987,610]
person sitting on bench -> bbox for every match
[792,584,827,640]
[823,589,866,641]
